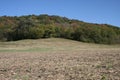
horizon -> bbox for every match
[0,0,120,27]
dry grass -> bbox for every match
[0,38,120,80]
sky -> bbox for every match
[0,0,120,27]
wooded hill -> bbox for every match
[0,14,120,44]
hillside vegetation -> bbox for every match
[0,14,120,44]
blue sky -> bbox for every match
[0,0,120,27]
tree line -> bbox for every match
[0,14,120,44]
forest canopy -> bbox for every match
[0,14,120,44]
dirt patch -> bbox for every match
[0,38,120,80]
[0,50,120,80]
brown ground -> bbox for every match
[0,38,120,80]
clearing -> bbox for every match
[0,38,120,80]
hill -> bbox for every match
[0,38,120,53]
[0,14,120,44]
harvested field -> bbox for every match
[0,38,120,80]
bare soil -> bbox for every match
[0,38,120,80]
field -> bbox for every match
[0,38,120,80]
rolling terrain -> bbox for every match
[0,38,120,80]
